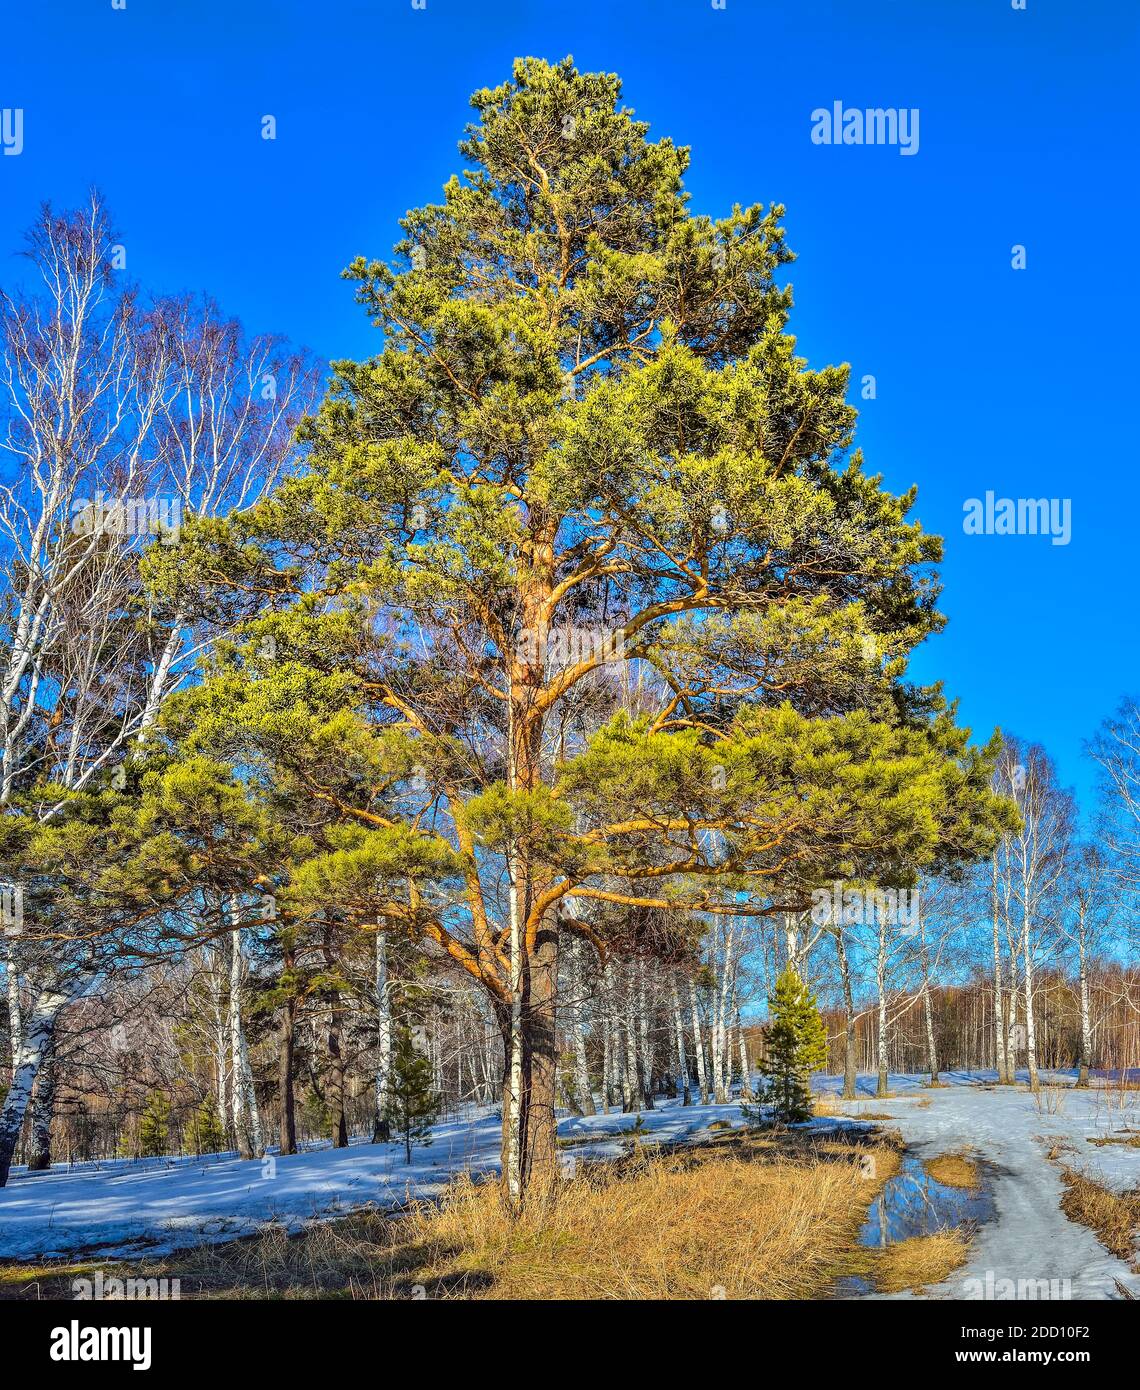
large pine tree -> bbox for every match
[155,59,1009,1205]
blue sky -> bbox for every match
[2,0,1137,809]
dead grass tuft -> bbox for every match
[0,1131,905,1301]
[400,1134,899,1300]
[923,1153,981,1190]
[872,1230,970,1293]
[1059,1171,1140,1271]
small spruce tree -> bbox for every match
[137,1090,172,1158]
[382,1026,440,1163]
[187,1099,226,1156]
[757,967,830,1123]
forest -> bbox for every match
[0,60,1136,1244]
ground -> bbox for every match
[817,1072,1139,1300]
[0,1071,1136,1300]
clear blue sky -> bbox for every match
[2,0,1137,809]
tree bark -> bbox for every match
[372,931,393,1141]
[277,981,298,1156]
[919,918,940,1085]
[991,853,1010,1084]
[687,974,710,1105]
[0,985,67,1187]
[735,1000,752,1101]
[228,922,264,1158]
[835,927,858,1099]
[670,976,691,1105]
[25,1027,58,1171]
[1076,923,1091,1088]
[326,1003,349,1149]
[4,942,20,1069]
[875,915,889,1098]
[1021,906,1041,1093]
[568,938,595,1116]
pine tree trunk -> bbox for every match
[211,944,229,1139]
[500,912,560,1203]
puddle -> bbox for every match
[834,1151,996,1297]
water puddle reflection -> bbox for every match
[835,1151,996,1297]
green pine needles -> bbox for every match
[753,967,830,1124]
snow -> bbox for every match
[1,1071,1136,1301]
[815,1070,1140,1301]
[0,1099,754,1263]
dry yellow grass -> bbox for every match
[1059,1171,1140,1271]
[872,1231,970,1293]
[401,1136,900,1300]
[0,1132,905,1301]
[923,1153,981,1190]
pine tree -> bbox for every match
[757,967,830,1123]
[186,1098,226,1156]
[157,57,1012,1204]
[137,1090,171,1158]
[382,1026,440,1163]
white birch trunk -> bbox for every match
[735,1000,752,1100]
[635,961,654,1109]
[670,976,691,1105]
[875,915,889,1098]
[1021,906,1041,1092]
[569,939,595,1116]
[5,943,20,1068]
[372,931,393,1140]
[1077,925,1092,1087]
[919,918,939,1085]
[228,917,263,1158]
[991,854,1010,1083]
[687,974,709,1104]
[0,985,67,1186]
[505,837,524,1206]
